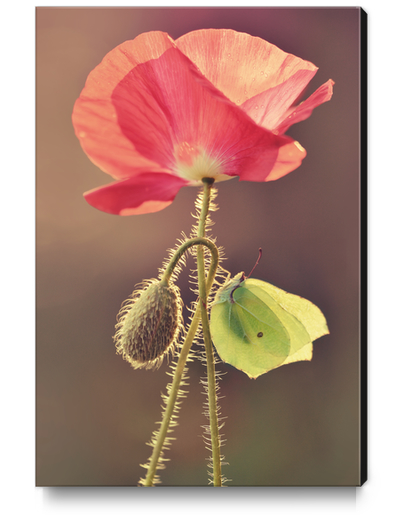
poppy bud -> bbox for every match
[114,279,182,369]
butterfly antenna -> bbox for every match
[246,248,262,279]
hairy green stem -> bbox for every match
[196,179,222,486]
[200,285,222,486]
[141,238,218,486]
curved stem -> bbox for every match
[141,237,219,487]
[161,238,218,285]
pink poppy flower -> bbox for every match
[72,29,333,215]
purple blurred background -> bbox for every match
[36,7,362,486]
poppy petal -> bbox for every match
[74,28,332,215]
[274,79,334,134]
[263,141,307,182]
[238,139,307,182]
[176,29,318,107]
[83,172,189,215]
[72,31,179,180]
[240,69,317,130]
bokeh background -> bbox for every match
[36,7,362,486]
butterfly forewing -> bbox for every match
[232,287,290,357]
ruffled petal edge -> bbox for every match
[275,79,334,134]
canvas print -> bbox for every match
[36,7,366,486]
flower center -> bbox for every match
[174,142,230,183]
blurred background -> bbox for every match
[36,7,362,486]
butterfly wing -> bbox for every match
[210,276,328,379]
[211,284,292,378]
